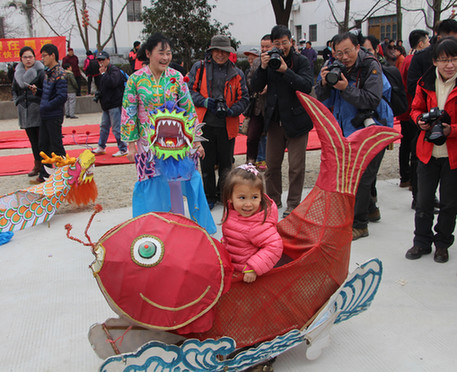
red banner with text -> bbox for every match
[0,36,66,62]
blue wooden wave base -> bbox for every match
[99,258,383,371]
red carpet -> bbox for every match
[0,147,131,176]
[0,125,115,150]
[0,123,401,176]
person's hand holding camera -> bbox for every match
[276,56,288,73]
[260,51,271,70]
[417,118,431,131]
[332,73,348,91]
[205,97,217,112]
[320,66,329,86]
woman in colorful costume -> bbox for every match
[121,33,216,234]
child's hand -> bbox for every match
[243,272,257,283]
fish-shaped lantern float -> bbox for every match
[66,93,401,370]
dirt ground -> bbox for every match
[0,111,404,215]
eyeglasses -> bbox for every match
[273,40,290,48]
[334,47,356,58]
[435,57,457,65]
[22,55,34,59]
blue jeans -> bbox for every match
[99,107,127,151]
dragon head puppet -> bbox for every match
[147,101,197,161]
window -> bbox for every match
[296,25,302,41]
[309,24,317,42]
[127,0,142,22]
[368,15,397,41]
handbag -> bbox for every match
[243,96,256,118]
[239,116,250,135]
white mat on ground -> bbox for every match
[1,180,456,371]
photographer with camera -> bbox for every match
[188,35,249,209]
[405,37,457,264]
[251,25,313,218]
[92,51,128,157]
[315,32,394,240]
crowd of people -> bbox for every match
[10,19,457,295]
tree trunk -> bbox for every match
[433,0,442,31]
[343,0,350,32]
[270,0,293,26]
[396,0,402,41]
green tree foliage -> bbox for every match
[141,0,238,70]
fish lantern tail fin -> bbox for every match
[296,92,401,195]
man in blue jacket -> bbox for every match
[315,32,393,240]
[33,43,67,184]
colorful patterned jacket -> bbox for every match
[121,66,199,155]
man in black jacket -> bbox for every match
[93,51,128,157]
[407,19,457,97]
[252,25,314,218]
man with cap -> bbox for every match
[188,35,249,209]
[62,48,82,95]
[92,51,128,157]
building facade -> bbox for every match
[289,0,456,52]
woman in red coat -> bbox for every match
[406,37,457,263]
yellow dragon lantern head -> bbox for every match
[147,102,196,161]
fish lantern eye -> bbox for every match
[131,235,164,267]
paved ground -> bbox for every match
[1,179,457,371]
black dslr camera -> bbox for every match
[267,47,283,70]
[421,107,448,146]
[215,98,227,119]
[325,60,347,86]
[93,91,102,103]
[351,109,377,128]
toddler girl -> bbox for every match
[222,164,283,283]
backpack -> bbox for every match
[360,54,408,117]
[381,63,408,116]
[86,58,100,75]
[120,69,129,87]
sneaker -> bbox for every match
[368,207,381,222]
[352,227,369,241]
[256,160,267,171]
[282,208,293,218]
[92,147,106,155]
[69,116,79,119]
[405,245,432,260]
[112,150,128,157]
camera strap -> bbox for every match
[196,60,205,94]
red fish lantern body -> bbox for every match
[91,212,233,333]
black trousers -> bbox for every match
[25,126,40,161]
[353,149,385,229]
[38,116,65,178]
[399,119,420,183]
[414,157,457,250]
[200,125,234,203]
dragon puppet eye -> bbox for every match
[131,235,164,267]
